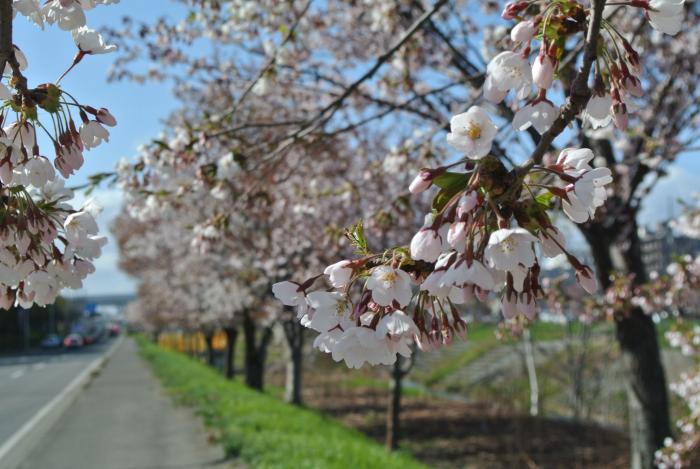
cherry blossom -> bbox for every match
[485,228,538,271]
[512,100,559,134]
[323,260,353,289]
[366,266,413,307]
[72,26,117,54]
[647,0,686,35]
[445,106,498,159]
[485,51,532,101]
[583,93,613,129]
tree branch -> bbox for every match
[523,0,608,169]
[0,0,13,79]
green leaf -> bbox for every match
[432,186,462,213]
[345,221,368,255]
[152,140,171,150]
[431,172,467,212]
[432,172,468,191]
[535,191,554,207]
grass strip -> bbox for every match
[135,335,426,469]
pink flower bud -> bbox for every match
[409,171,432,194]
[501,1,528,20]
[612,102,628,131]
[510,20,536,45]
[623,76,643,98]
[96,108,117,127]
[532,53,555,90]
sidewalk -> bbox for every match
[20,338,230,469]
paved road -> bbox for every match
[20,338,230,469]
[0,340,114,446]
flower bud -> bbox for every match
[96,108,117,127]
[510,20,536,45]
[501,1,528,20]
[409,170,432,193]
[532,53,555,90]
[410,228,442,262]
[612,102,628,131]
[622,76,643,98]
[408,167,444,194]
[323,260,353,289]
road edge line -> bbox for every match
[0,335,125,469]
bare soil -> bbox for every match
[298,371,630,469]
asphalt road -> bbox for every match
[0,340,114,446]
[19,338,230,469]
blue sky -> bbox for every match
[12,2,699,296]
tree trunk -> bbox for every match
[243,313,273,391]
[223,326,238,380]
[386,358,403,451]
[582,222,671,469]
[522,329,539,417]
[204,331,215,367]
[282,319,304,405]
[617,308,671,469]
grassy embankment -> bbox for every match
[135,336,426,469]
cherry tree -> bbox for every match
[106,0,696,465]
[0,0,120,309]
[113,75,430,400]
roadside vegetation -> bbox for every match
[135,336,426,469]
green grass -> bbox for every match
[135,336,426,469]
[417,321,610,388]
[419,323,503,386]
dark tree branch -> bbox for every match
[523,0,608,169]
[0,0,12,76]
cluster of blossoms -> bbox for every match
[272,0,684,369]
[493,0,685,134]
[273,142,609,367]
[0,0,118,308]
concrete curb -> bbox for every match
[0,335,125,469]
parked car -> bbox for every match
[108,323,121,337]
[40,333,62,349]
[63,333,84,349]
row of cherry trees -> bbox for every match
[106,0,699,467]
[12,0,690,467]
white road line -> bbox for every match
[9,369,25,380]
[0,337,124,469]
[31,363,46,371]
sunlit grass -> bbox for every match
[135,336,426,469]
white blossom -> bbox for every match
[484,228,538,271]
[485,51,532,101]
[512,101,559,134]
[446,106,498,159]
[366,265,413,307]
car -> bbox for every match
[40,334,62,349]
[63,334,84,349]
[108,323,121,337]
